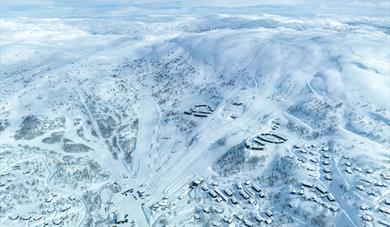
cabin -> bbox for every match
[209,190,218,198]
[243,219,253,226]
[234,214,243,221]
[361,214,373,222]
[382,173,390,180]
[266,210,273,217]
[253,140,266,146]
[60,207,71,212]
[116,211,127,224]
[244,141,252,149]
[374,182,386,188]
[223,216,233,224]
[53,219,63,225]
[223,188,233,197]
[379,220,390,227]
[214,207,224,214]
[323,168,331,173]
[379,207,390,215]
[47,208,55,213]
[252,184,261,192]
[158,199,168,207]
[212,221,221,227]
[201,185,208,191]
[8,215,18,220]
[213,187,228,201]
[252,146,265,151]
[253,137,265,146]
[259,191,266,198]
[193,113,208,118]
[192,178,203,187]
[20,216,31,221]
[345,168,353,174]
[316,185,327,194]
[255,215,262,222]
[325,175,332,181]
[323,153,330,158]
[366,169,374,174]
[302,182,313,188]
[203,207,210,213]
[326,194,335,202]
[356,185,365,192]
[239,190,250,200]
[33,216,43,221]
[231,196,239,205]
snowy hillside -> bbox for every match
[1,1,389,227]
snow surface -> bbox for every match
[0,1,389,227]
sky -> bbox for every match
[1,0,389,17]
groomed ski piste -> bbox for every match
[1,0,389,226]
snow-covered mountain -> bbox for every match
[0,2,389,227]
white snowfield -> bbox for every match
[0,2,389,227]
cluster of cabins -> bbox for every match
[258,133,287,144]
[151,197,169,211]
[7,194,78,226]
[376,200,390,226]
[290,181,338,213]
[8,214,71,226]
[190,178,274,226]
[271,120,281,130]
[341,155,389,199]
[184,104,214,118]
[245,132,287,150]
[290,144,390,225]
[358,200,390,224]
[290,144,334,181]
[121,188,150,201]
[110,210,129,225]
[288,145,339,212]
